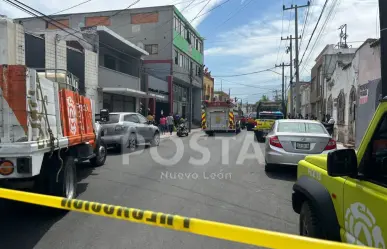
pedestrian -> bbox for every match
[159,115,166,135]
[147,112,154,124]
[167,113,174,135]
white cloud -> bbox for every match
[204,0,379,102]
[0,0,222,28]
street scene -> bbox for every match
[0,0,386,248]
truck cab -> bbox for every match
[291,97,387,248]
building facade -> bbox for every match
[213,91,230,102]
[203,67,214,101]
[309,45,356,121]
[16,5,204,122]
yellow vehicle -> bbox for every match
[292,97,387,248]
[253,111,284,142]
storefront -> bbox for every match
[173,83,188,118]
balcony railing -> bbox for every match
[98,66,140,90]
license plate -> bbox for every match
[296,142,310,150]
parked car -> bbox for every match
[99,112,160,152]
[264,119,337,172]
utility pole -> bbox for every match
[379,0,387,97]
[275,63,290,115]
[284,1,310,116]
[189,67,193,132]
[282,35,296,116]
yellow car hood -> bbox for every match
[304,154,328,170]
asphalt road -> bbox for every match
[1,130,299,249]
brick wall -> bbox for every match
[84,49,99,108]
[44,32,67,70]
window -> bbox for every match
[174,49,178,65]
[104,54,116,70]
[106,114,120,124]
[186,30,191,44]
[124,114,139,123]
[277,122,326,134]
[145,44,158,55]
[137,114,148,124]
[359,114,387,185]
[179,54,183,67]
[195,38,199,50]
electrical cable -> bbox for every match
[298,2,311,52]
[212,67,277,77]
[299,0,328,67]
[5,0,143,61]
[213,0,253,30]
[62,0,140,39]
[49,0,93,15]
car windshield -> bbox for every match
[259,114,283,120]
[277,122,327,134]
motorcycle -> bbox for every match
[177,122,189,137]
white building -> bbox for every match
[300,83,311,118]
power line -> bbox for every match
[63,0,140,39]
[212,67,277,77]
[299,2,311,51]
[49,0,93,15]
[6,0,143,62]
[275,0,286,66]
[298,0,328,67]
[191,0,212,20]
[213,0,253,30]
[195,0,232,19]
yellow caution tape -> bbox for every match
[0,188,372,249]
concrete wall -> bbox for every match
[85,49,99,105]
[0,18,25,65]
[98,66,140,90]
[358,42,381,86]
[18,6,174,61]
[44,32,67,70]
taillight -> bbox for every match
[324,139,336,150]
[269,136,283,148]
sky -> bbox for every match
[0,0,380,103]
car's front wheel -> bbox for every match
[299,201,326,239]
[151,132,160,146]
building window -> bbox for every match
[174,49,178,65]
[104,54,116,70]
[179,54,183,67]
[337,90,345,125]
[195,39,199,50]
[145,44,158,55]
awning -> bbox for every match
[102,87,151,98]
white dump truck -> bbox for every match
[0,65,107,200]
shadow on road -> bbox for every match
[0,162,97,248]
[265,167,297,182]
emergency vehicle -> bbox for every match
[201,100,241,136]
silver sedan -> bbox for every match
[264,119,336,172]
[99,112,160,152]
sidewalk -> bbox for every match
[336,142,356,151]
[160,128,202,139]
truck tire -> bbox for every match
[35,154,77,199]
[299,201,326,239]
[90,140,107,167]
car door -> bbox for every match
[123,113,141,140]
[136,114,153,142]
[342,114,387,248]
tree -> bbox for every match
[255,95,269,106]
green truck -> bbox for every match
[292,97,387,248]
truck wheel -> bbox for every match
[90,140,107,167]
[36,155,77,199]
[299,201,326,239]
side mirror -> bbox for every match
[327,149,358,177]
[100,109,109,122]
